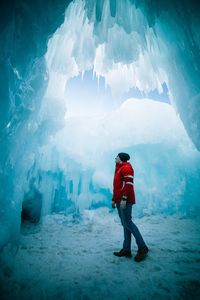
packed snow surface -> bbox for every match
[1,208,200,300]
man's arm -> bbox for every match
[121,166,134,198]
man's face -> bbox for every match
[115,155,122,164]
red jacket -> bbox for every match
[112,162,135,204]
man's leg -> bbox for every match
[115,203,148,261]
[123,226,131,251]
[113,204,132,257]
[116,204,132,251]
[120,204,146,249]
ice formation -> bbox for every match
[0,0,200,251]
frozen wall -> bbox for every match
[29,97,200,219]
[0,0,200,249]
[46,0,200,148]
[41,0,200,214]
[88,0,200,150]
[0,0,72,248]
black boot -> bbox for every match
[134,245,149,262]
[113,249,132,258]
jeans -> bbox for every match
[117,203,146,251]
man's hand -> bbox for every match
[112,201,116,209]
[120,196,127,209]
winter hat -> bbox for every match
[118,152,130,162]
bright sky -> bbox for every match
[64,69,170,117]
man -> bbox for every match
[112,152,148,262]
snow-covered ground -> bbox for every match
[1,208,200,300]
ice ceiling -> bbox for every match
[0,0,200,248]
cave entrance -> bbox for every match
[43,0,172,135]
[23,0,200,217]
[21,179,42,233]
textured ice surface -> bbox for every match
[47,0,200,149]
[27,98,200,219]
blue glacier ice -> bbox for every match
[0,0,200,254]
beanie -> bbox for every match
[118,152,130,162]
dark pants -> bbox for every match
[117,203,146,251]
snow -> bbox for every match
[1,208,200,300]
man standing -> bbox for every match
[112,152,148,262]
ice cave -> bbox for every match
[0,0,200,299]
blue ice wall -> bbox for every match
[0,0,200,249]
[83,0,200,150]
[0,0,72,248]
